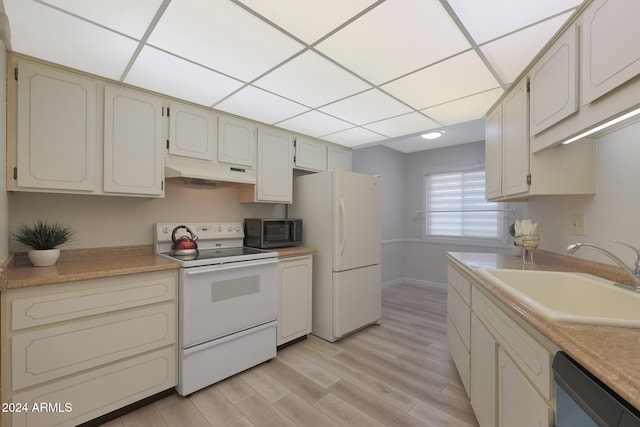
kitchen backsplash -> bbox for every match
[8,182,285,250]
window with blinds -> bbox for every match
[424,169,505,240]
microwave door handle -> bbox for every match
[290,221,298,242]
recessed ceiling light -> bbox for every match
[421,131,443,140]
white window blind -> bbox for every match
[425,169,504,240]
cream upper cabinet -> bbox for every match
[104,85,164,196]
[218,115,256,167]
[294,136,327,172]
[14,61,97,192]
[529,25,579,136]
[581,0,640,105]
[501,79,530,197]
[485,104,503,200]
[277,255,313,346]
[484,79,530,200]
[327,145,352,171]
[256,126,294,203]
[168,101,215,161]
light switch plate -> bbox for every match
[571,214,585,235]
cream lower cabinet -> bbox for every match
[446,265,471,395]
[1,270,178,427]
[447,264,557,427]
[277,255,312,346]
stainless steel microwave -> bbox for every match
[244,218,302,249]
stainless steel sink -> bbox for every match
[477,268,640,327]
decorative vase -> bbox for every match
[28,248,61,267]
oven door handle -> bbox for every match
[184,258,278,275]
[183,320,277,356]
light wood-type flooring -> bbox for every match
[100,283,479,427]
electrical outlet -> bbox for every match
[571,214,585,236]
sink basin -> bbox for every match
[477,268,640,327]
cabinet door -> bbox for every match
[16,62,97,191]
[502,79,529,197]
[218,115,255,167]
[530,25,579,136]
[168,102,215,160]
[256,127,293,203]
[485,105,502,200]
[582,0,640,104]
[104,86,164,196]
[327,145,352,171]
[498,348,552,427]
[470,314,497,427]
[277,256,312,346]
[295,136,327,172]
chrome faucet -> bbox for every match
[566,241,640,291]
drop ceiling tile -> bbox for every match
[254,50,371,108]
[319,89,412,125]
[321,127,386,147]
[39,0,164,39]
[277,110,353,137]
[481,12,573,84]
[448,0,582,44]
[215,86,310,125]
[364,112,440,138]
[4,0,138,79]
[316,0,470,85]
[237,0,377,44]
[125,46,244,107]
[423,88,504,125]
[148,0,303,82]
[381,50,500,110]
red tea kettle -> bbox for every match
[170,225,199,256]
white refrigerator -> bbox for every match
[290,170,381,342]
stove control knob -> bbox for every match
[227,226,232,232]
[235,224,241,231]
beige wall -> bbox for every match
[8,183,284,251]
[528,120,640,269]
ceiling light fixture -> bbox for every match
[562,107,640,145]
[421,131,443,140]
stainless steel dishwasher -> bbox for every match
[553,351,640,427]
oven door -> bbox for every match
[180,258,278,348]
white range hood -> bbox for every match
[164,156,256,185]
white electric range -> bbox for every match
[155,222,278,396]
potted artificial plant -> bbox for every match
[12,220,75,267]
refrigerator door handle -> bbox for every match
[339,196,347,255]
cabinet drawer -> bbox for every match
[11,271,176,330]
[472,287,552,400]
[448,265,471,304]
[447,317,470,395]
[12,302,175,390]
[447,286,470,350]
[11,346,176,427]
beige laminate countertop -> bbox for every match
[2,245,180,290]
[273,246,316,258]
[446,250,640,410]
